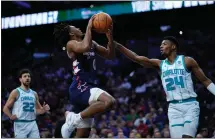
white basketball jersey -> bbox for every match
[12,87,36,120]
[160,55,197,101]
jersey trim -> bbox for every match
[169,97,196,104]
[16,88,20,101]
[171,124,184,127]
[160,60,164,76]
[165,55,179,65]
[19,87,31,93]
[14,119,36,122]
[171,121,192,127]
[182,55,191,73]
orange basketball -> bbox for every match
[93,12,112,33]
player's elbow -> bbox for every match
[134,56,142,64]
[3,105,9,114]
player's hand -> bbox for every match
[87,14,96,29]
[106,24,113,42]
[43,102,50,112]
[10,115,17,120]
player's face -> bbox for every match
[160,40,175,57]
[20,73,31,86]
[69,26,84,39]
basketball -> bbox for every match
[93,12,112,33]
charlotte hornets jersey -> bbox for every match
[12,87,36,121]
[70,44,97,87]
[160,55,197,101]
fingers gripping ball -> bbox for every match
[93,12,112,33]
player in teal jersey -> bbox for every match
[3,69,50,138]
[114,36,215,138]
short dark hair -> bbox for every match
[163,36,179,48]
[18,69,32,78]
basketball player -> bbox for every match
[53,15,116,138]
[3,69,50,138]
[114,36,215,138]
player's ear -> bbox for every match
[172,44,176,50]
[19,77,22,82]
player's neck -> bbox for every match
[20,85,30,91]
[167,52,177,64]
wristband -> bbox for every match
[207,83,215,95]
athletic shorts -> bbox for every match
[69,82,111,128]
[14,120,40,138]
[168,100,200,138]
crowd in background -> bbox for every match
[2,34,215,138]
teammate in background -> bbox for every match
[115,36,215,138]
[53,15,116,138]
[3,69,50,138]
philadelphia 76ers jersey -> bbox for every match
[160,55,197,101]
[68,43,97,89]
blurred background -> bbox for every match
[1,1,215,138]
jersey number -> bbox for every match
[23,102,35,112]
[165,76,185,91]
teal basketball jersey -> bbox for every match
[12,87,36,121]
[160,55,197,101]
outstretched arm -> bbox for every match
[186,57,215,95]
[67,15,95,53]
[115,41,161,69]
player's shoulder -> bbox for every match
[154,58,163,66]
[184,55,194,60]
[67,40,83,47]
[184,56,199,68]
[66,40,78,50]
[10,89,19,97]
[31,89,38,95]
[184,56,197,64]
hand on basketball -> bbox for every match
[106,24,113,42]
[10,115,17,120]
[87,14,96,29]
[43,102,50,112]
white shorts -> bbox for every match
[168,100,200,138]
[88,87,112,104]
[14,120,40,138]
[78,87,111,128]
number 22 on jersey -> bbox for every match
[23,102,35,112]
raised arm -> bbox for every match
[67,15,95,53]
[3,89,18,120]
[115,41,161,69]
[93,25,115,59]
[185,57,215,95]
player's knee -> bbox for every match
[65,111,70,117]
[105,97,115,109]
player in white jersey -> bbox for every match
[114,36,215,138]
[3,69,50,138]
